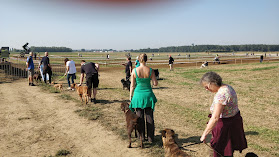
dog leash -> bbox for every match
[56,75,66,81]
[183,142,224,157]
[203,142,224,157]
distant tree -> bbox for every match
[30,46,72,52]
[133,44,279,53]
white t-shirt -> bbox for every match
[66,60,76,74]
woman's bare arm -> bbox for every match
[200,103,224,142]
[130,69,136,101]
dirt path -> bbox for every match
[0,80,148,157]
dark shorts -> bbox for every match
[86,74,99,89]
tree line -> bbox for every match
[131,45,279,53]
[30,46,72,52]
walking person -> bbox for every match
[169,55,174,71]
[129,53,158,143]
[40,52,52,84]
[260,55,264,63]
[79,60,99,104]
[34,52,37,60]
[200,72,247,157]
[64,58,76,90]
[26,52,35,86]
[124,56,132,81]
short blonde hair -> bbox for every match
[138,53,147,63]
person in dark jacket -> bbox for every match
[200,72,247,157]
[169,55,174,71]
[260,55,264,63]
[79,60,99,104]
[124,57,132,81]
[40,52,52,84]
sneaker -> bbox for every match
[29,83,31,86]
[67,87,72,90]
[30,83,35,86]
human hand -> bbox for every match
[200,134,207,143]
[64,73,67,76]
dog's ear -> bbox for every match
[170,129,175,136]
[161,130,166,137]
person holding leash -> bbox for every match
[79,60,99,104]
[26,51,35,86]
[64,58,77,90]
[200,72,247,157]
[129,53,158,143]
[40,52,52,84]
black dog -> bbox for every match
[121,79,131,91]
[153,69,159,80]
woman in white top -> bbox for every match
[64,58,77,89]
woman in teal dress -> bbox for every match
[129,53,158,142]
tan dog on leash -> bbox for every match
[71,83,89,104]
[161,129,191,157]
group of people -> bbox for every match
[26,52,99,103]
[26,52,247,156]
[26,51,52,86]
[126,53,247,157]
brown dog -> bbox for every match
[121,102,144,148]
[71,83,89,104]
[33,73,41,83]
[161,129,191,157]
[53,84,63,91]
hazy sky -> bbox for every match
[1,0,278,50]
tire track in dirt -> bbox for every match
[0,80,148,157]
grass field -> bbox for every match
[5,51,279,156]
[9,51,279,66]
[41,56,279,157]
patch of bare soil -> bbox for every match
[0,80,148,157]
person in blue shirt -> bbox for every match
[26,52,35,86]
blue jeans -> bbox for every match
[67,73,76,87]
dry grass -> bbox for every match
[39,57,279,156]
[94,61,279,156]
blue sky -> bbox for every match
[1,0,278,50]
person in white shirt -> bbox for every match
[64,58,77,90]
